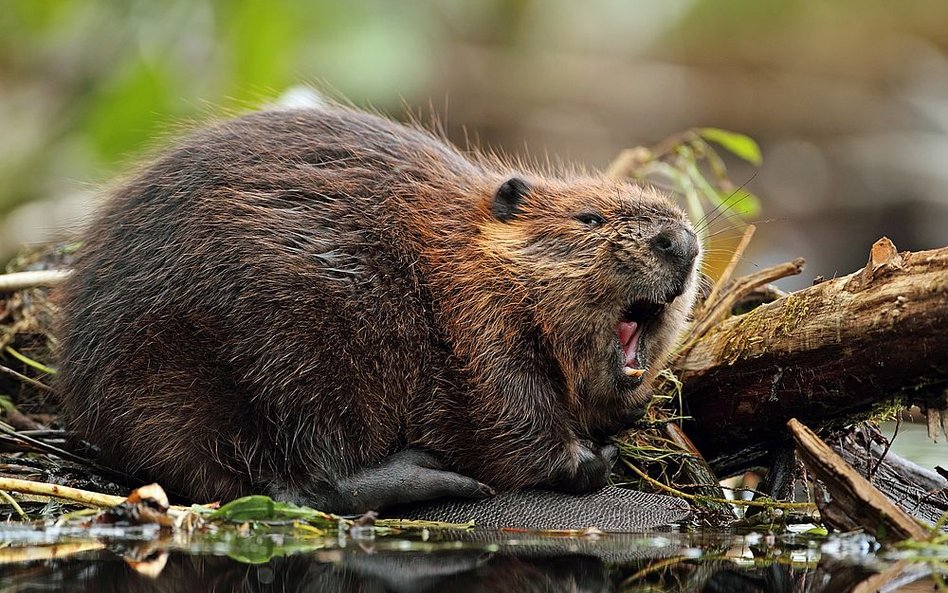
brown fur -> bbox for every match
[56,104,700,505]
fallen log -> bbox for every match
[675,238,948,470]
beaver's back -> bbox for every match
[56,106,484,501]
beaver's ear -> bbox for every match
[491,177,530,222]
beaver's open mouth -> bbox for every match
[615,300,666,382]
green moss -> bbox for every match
[777,294,810,339]
[721,306,768,363]
[720,294,812,364]
[867,397,907,424]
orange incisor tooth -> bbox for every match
[624,367,645,378]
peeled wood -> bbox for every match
[0,270,71,292]
[788,418,929,541]
[675,238,948,466]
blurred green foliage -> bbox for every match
[4,0,946,258]
[0,0,461,219]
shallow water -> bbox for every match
[0,523,942,592]
[882,420,947,470]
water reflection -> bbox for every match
[0,530,937,593]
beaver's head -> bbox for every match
[482,174,701,438]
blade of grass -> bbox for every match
[4,347,57,375]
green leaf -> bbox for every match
[698,128,762,166]
[208,495,340,526]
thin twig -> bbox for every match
[620,556,692,587]
[17,429,69,439]
[870,416,900,481]
[3,347,57,375]
[0,420,145,487]
[0,477,191,514]
[0,476,125,508]
[700,224,756,317]
[0,364,54,392]
[0,270,71,292]
[622,459,816,511]
[606,147,651,178]
[0,489,28,519]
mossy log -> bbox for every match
[675,238,948,470]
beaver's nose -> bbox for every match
[650,225,699,268]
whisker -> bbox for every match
[694,172,758,225]
[694,173,759,232]
[701,217,780,240]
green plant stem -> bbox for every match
[3,347,57,375]
[622,460,816,511]
[0,490,28,520]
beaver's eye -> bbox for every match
[575,213,605,228]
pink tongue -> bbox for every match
[616,321,640,366]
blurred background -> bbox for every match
[2,0,948,289]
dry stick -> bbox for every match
[675,257,805,362]
[699,224,756,319]
[0,421,146,487]
[0,542,106,564]
[928,407,945,443]
[0,476,125,508]
[0,270,71,292]
[606,131,696,178]
[0,489,27,519]
[0,477,191,513]
[606,147,652,178]
[0,364,54,392]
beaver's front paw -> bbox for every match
[552,441,617,494]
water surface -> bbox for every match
[0,523,941,592]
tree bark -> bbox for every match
[674,239,948,468]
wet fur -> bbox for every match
[56,104,699,503]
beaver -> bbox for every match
[56,103,701,513]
